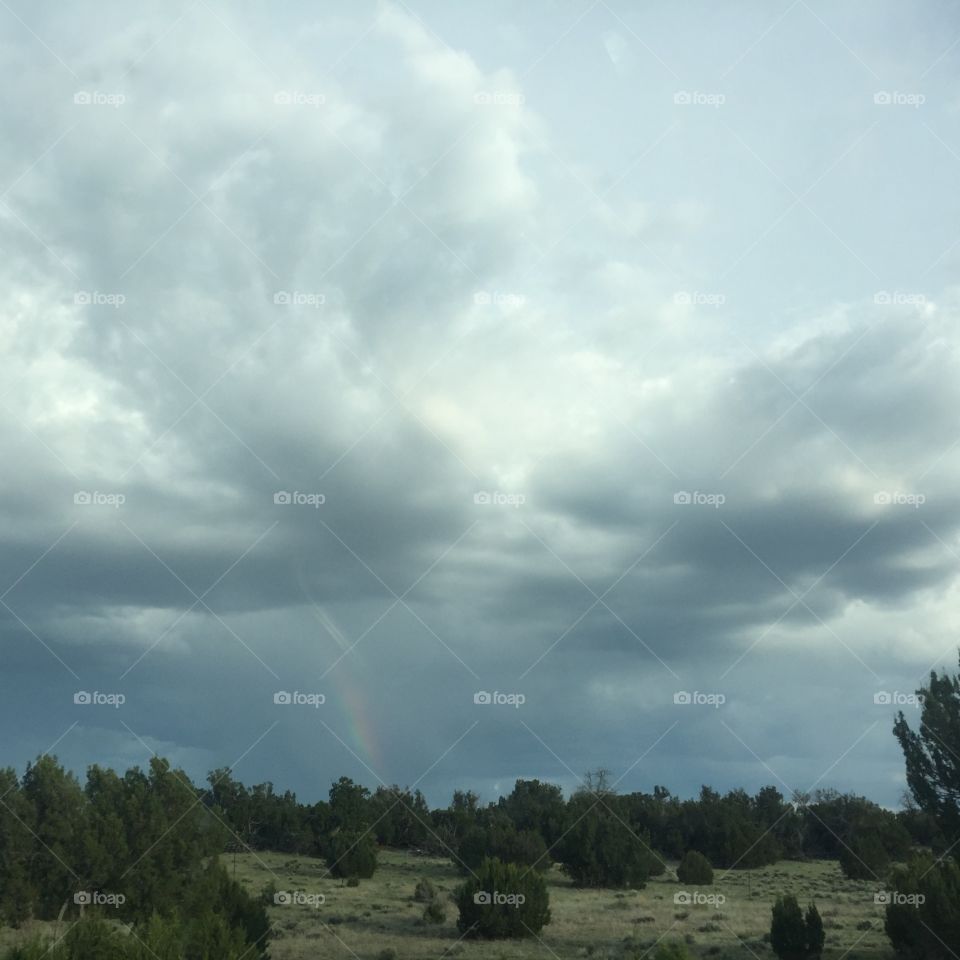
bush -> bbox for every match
[326,831,377,879]
[558,806,660,888]
[455,858,551,939]
[884,853,960,959]
[839,832,889,881]
[456,824,550,873]
[770,896,824,960]
[413,877,438,902]
[423,898,446,924]
[677,851,713,885]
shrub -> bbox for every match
[414,877,438,902]
[770,895,824,960]
[839,832,889,881]
[677,851,713,885]
[455,858,551,939]
[423,898,446,924]
[558,806,660,888]
[884,853,960,959]
[326,831,377,879]
[456,824,550,873]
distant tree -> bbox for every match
[676,850,713,885]
[499,779,567,845]
[326,830,377,879]
[838,832,889,881]
[558,798,661,888]
[0,768,34,925]
[328,777,371,832]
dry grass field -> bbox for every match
[0,849,897,959]
[230,849,895,960]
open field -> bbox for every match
[230,849,895,960]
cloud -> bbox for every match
[1,0,958,807]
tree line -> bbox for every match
[1,652,960,957]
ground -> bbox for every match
[233,849,896,959]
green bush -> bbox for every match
[558,805,660,888]
[455,858,551,939]
[423,898,446,924]
[413,877,438,902]
[652,943,693,960]
[456,824,550,873]
[325,831,377,879]
[770,895,824,960]
[676,851,713,885]
[884,853,960,959]
[839,832,889,881]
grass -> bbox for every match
[228,849,896,959]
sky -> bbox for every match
[1,0,959,809]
